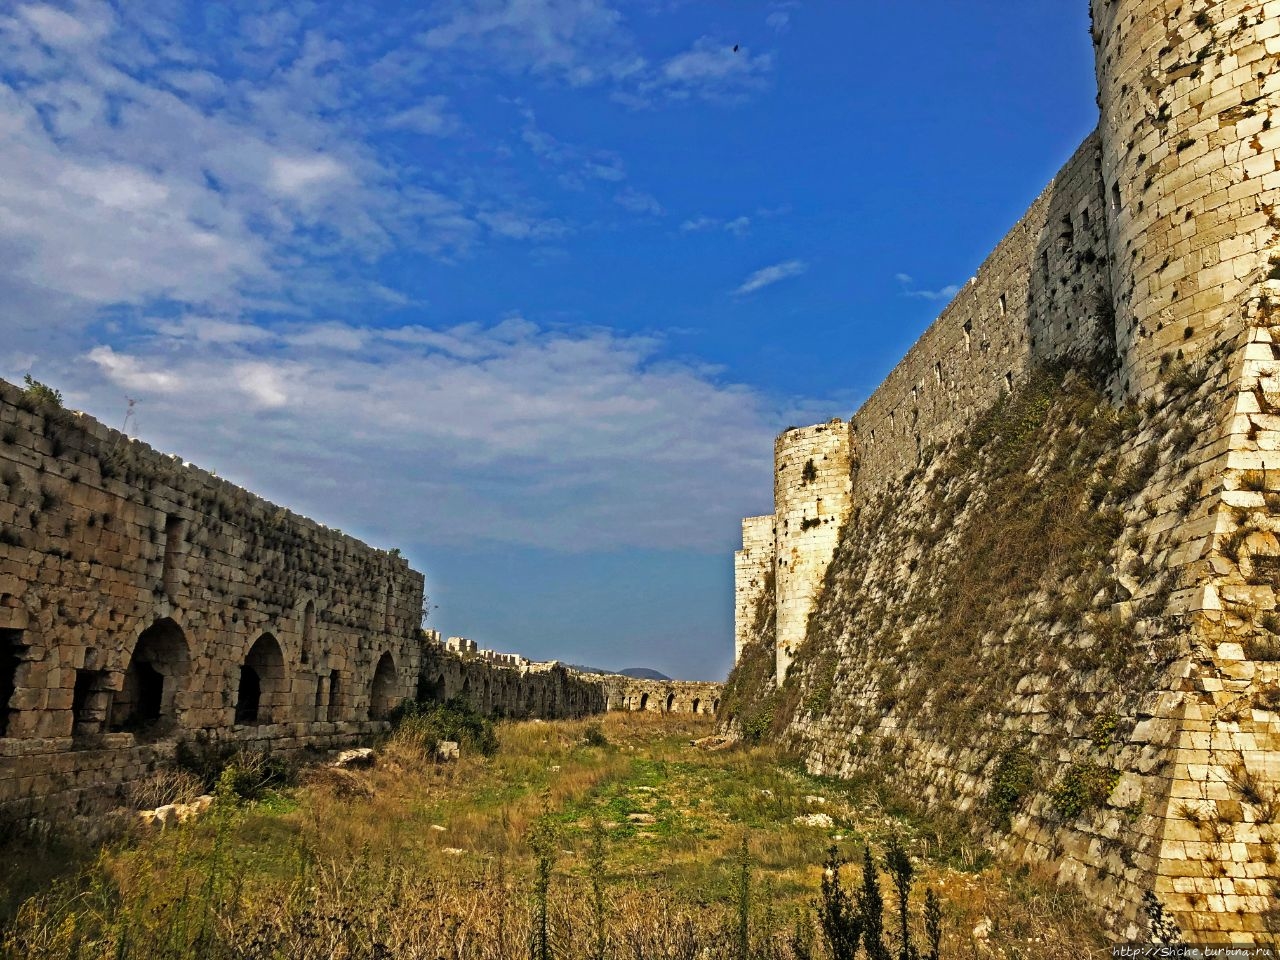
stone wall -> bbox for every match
[849,133,1115,495]
[733,516,773,666]
[730,0,1280,941]
[597,676,722,715]
[419,645,605,719]
[0,377,425,819]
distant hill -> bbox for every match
[566,664,673,681]
[617,667,671,681]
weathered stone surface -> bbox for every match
[730,0,1280,941]
[0,376,425,819]
[332,748,375,769]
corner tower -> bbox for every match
[1091,0,1280,396]
[773,420,853,684]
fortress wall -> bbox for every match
[734,516,773,666]
[0,378,425,819]
[598,676,723,714]
[417,645,605,719]
[1092,0,1280,397]
[773,423,852,683]
[850,133,1115,494]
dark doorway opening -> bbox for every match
[639,693,649,711]
[0,629,22,738]
[236,665,261,724]
[370,652,397,720]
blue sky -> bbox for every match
[0,1,1097,680]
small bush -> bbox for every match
[390,697,498,757]
[583,723,609,748]
[1052,762,1117,820]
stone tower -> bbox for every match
[733,516,774,665]
[1090,0,1280,396]
[773,420,853,684]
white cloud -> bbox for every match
[733,259,806,296]
[895,273,961,303]
[419,0,630,85]
[387,97,456,136]
[478,210,570,240]
[637,37,774,104]
[79,317,778,552]
[614,188,663,216]
[268,153,351,198]
[680,216,717,232]
[680,214,750,235]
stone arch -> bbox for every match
[236,633,288,725]
[419,672,447,703]
[665,693,675,713]
[639,692,649,711]
[111,618,189,732]
[692,698,701,714]
[370,652,398,720]
[712,698,720,713]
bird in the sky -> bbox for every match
[733,44,739,52]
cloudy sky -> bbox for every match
[0,1,1097,679]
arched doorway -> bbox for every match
[236,633,287,724]
[111,619,188,731]
[370,652,398,720]
[692,698,701,714]
[665,693,675,713]
[639,692,649,711]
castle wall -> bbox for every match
[731,0,1280,940]
[0,378,425,820]
[597,676,722,714]
[850,133,1115,494]
[733,516,773,665]
[418,645,605,719]
[1092,0,1280,397]
[774,421,852,683]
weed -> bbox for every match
[1052,763,1117,820]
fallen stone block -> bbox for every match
[332,748,375,769]
[435,741,460,762]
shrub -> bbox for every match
[389,697,498,757]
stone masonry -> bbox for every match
[0,377,425,821]
[773,422,852,684]
[732,0,1280,941]
[733,516,773,666]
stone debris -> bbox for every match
[972,918,993,941]
[429,824,446,832]
[138,794,215,829]
[442,847,465,856]
[435,741,460,762]
[803,795,827,805]
[627,813,657,824]
[792,813,834,828]
[332,748,375,769]
[691,735,736,751]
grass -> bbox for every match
[0,712,1111,959]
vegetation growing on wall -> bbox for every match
[720,571,778,744]
[757,348,1229,837]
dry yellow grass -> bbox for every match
[0,711,1112,959]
